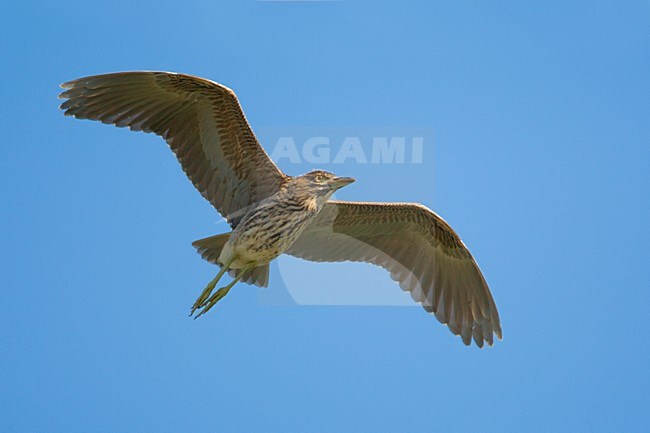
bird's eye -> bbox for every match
[315,175,325,183]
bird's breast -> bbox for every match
[225,202,320,267]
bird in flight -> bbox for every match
[59,71,502,347]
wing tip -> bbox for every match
[427,310,501,349]
[60,81,74,90]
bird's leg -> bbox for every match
[189,258,234,317]
[193,267,251,319]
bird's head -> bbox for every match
[284,170,355,209]
[299,170,355,195]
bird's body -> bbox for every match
[220,193,306,270]
[60,71,502,347]
[219,171,347,270]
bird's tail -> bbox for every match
[228,265,269,288]
[192,232,231,265]
[192,233,270,288]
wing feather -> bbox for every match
[59,71,288,227]
[286,200,502,347]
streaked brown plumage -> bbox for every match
[59,71,502,347]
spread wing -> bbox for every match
[59,71,288,227]
[286,201,502,347]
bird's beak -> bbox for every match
[330,176,355,190]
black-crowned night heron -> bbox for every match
[59,71,502,347]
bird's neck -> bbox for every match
[279,188,330,214]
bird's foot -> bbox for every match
[189,279,219,317]
[189,265,232,317]
[193,286,232,319]
[191,267,249,319]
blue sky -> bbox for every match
[1,1,649,432]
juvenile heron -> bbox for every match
[59,71,502,347]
